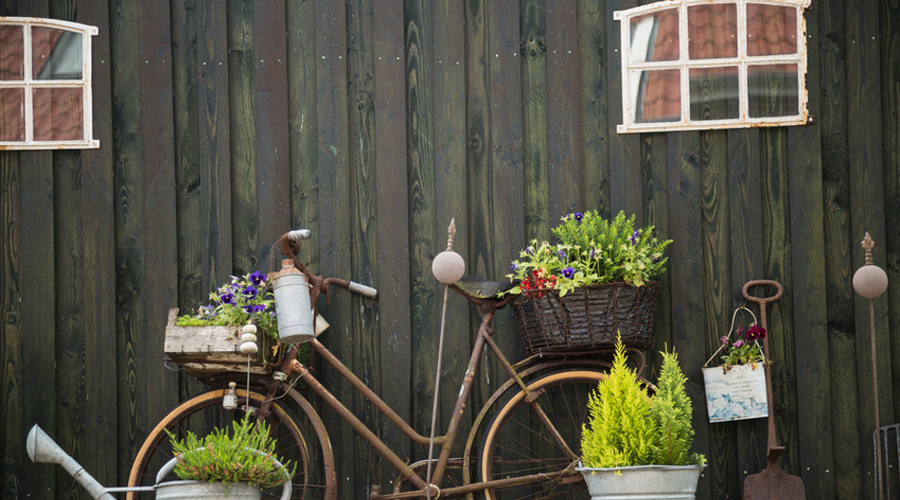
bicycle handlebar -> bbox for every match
[277,229,378,299]
[321,277,378,299]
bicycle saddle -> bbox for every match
[452,275,519,299]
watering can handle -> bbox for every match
[741,280,783,305]
[156,456,292,500]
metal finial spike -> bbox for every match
[862,232,875,265]
[446,218,456,251]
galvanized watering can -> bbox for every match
[26,424,292,500]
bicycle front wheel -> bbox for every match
[127,388,326,500]
[479,370,606,500]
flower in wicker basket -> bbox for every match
[505,211,672,355]
[507,211,672,296]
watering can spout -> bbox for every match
[27,425,116,500]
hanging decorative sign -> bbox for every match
[702,306,769,423]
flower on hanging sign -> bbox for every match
[720,321,766,370]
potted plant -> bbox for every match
[156,415,295,500]
[506,211,672,354]
[701,306,769,423]
[577,338,706,499]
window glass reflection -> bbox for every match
[0,88,25,141]
[635,69,681,123]
[32,27,82,80]
[688,4,737,59]
[747,4,797,56]
[629,9,680,64]
[748,64,798,117]
[690,66,740,120]
[33,87,83,140]
[0,25,24,80]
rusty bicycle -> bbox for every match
[125,229,652,500]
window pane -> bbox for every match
[32,28,83,80]
[629,9,679,63]
[634,69,681,123]
[33,87,83,140]
[748,64,798,118]
[746,4,797,56]
[688,4,737,59]
[0,88,25,141]
[0,25,24,80]
[690,66,740,121]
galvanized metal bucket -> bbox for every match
[576,463,704,500]
[154,481,261,500]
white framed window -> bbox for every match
[0,17,99,150]
[615,0,811,133]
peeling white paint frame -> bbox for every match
[0,17,99,150]
[615,0,812,134]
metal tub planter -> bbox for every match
[576,463,705,500]
[155,480,262,500]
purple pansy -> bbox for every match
[562,266,576,279]
[249,270,267,286]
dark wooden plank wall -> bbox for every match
[0,1,898,499]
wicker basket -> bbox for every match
[510,282,660,355]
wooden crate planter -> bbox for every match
[164,309,279,382]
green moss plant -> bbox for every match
[166,416,295,489]
[581,337,705,469]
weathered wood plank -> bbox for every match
[699,129,738,500]
[74,0,118,490]
[404,0,439,463]
[137,0,179,452]
[546,0,582,219]
[313,0,354,493]
[727,127,769,486]
[641,133,669,365]
[815,2,860,497]
[520,0,550,240]
[373,0,412,481]
[577,0,609,217]
[847,0,891,495]
[285,0,319,266]
[787,6,836,496]
[431,0,471,439]
[758,128,801,476]
[606,0,642,222]
[464,0,495,410]
[253,0,290,256]
[194,0,232,291]
[346,0,380,488]
[14,2,56,495]
[109,0,147,488]
[227,0,258,276]
[666,131,710,497]
[170,0,202,315]
[0,151,23,500]
[487,0,525,391]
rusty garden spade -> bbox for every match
[741,279,807,500]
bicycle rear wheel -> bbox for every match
[479,370,606,500]
[127,388,327,500]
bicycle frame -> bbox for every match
[288,307,573,499]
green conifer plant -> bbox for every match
[580,337,705,469]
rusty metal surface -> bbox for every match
[741,280,807,500]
